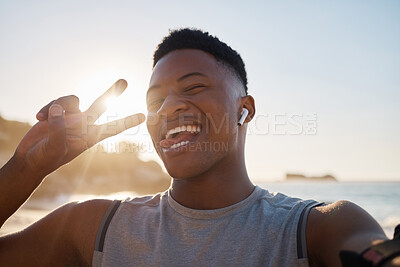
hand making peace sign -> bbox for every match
[14,79,146,177]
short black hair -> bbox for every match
[153,28,248,95]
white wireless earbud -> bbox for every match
[238,108,249,126]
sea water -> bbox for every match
[258,181,400,237]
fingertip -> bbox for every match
[49,104,64,117]
[116,79,128,89]
[138,113,146,124]
[36,112,46,121]
[125,113,146,128]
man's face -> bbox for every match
[146,49,243,179]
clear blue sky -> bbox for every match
[0,0,399,181]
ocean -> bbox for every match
[258,181,400,237]
[1,182,399,238]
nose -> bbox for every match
[156,93,188,119]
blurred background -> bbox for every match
[0,0,399,236]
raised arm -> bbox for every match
[0,80,145,265]
[307,200,400,266]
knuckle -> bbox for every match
[67,95,80,103]
[55,95,80,106]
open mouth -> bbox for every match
[159,125,201,151]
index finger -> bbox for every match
[85,79,128,118]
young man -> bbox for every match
[0,29,398,266]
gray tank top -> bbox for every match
[93,186,321,266]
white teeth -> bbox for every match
[165,125,201,139]
[170,140,189,149]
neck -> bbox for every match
[170,153,254,210]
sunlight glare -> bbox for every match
[105,95,118,111]
[72,69,158,162]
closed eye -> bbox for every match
[184,85,206,93]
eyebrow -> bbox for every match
[177,72,207,82]
[147,72,207,97]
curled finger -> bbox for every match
[36,95,80,121]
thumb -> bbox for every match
[46,104,67,156]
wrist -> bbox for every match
[6,153,46,181]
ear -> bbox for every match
[240,95,255,124]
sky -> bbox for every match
[0,0,399,181]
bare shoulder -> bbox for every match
[59,198,114,264]
[309,200,385,239]
[307,200,387,266]
[0,198,113,266]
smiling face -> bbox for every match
[146,49,246,179]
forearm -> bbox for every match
[0,154,46,228]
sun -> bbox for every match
[74,70,148,114]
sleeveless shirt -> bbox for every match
[92,186,321,266]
